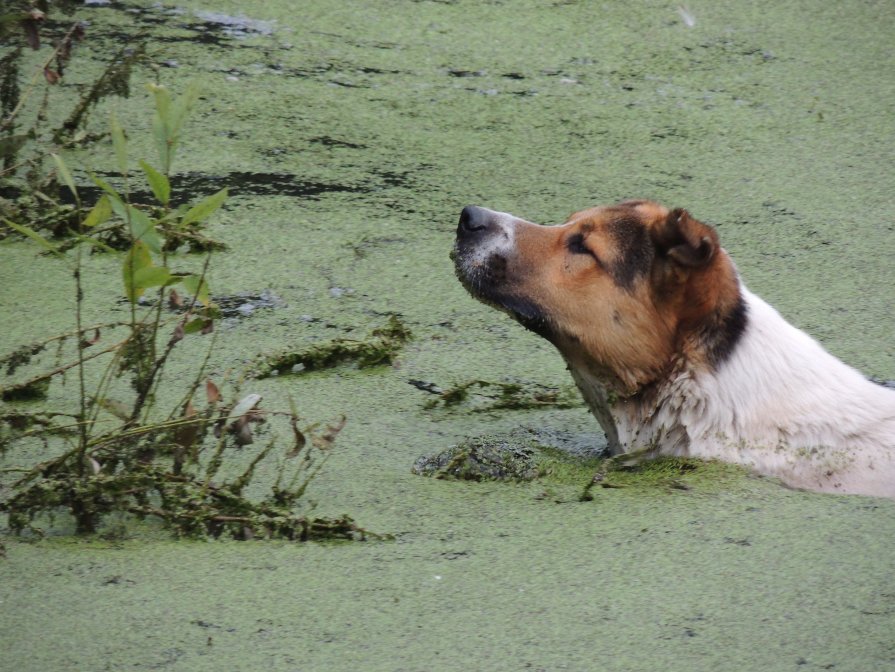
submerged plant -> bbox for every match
[0,86,369,541]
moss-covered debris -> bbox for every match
[413,428,605,482]
[254,314,411,378]
[412,435,541,481]
[422,379,582,413]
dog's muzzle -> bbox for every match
[452,205,509,287]
[451,205,554,340]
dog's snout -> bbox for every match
[458,205,492,236]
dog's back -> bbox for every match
[625,286,895,496]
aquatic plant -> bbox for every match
[254,314,412,378]
[0,2,149,240]
[422,378,582,413]
[0,86,370,541]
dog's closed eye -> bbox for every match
[566,233,600,265]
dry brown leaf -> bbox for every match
[168,288,183,309]
[206,379,221,404]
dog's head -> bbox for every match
[452,200,745,395]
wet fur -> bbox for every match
[453,201,895,497]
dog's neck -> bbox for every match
[567,354,692,457]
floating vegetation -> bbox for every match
[254,314,412,378]
[2,402,373,541]
[422,379,582,413]
[215,290,284,319]
[579,456,702,500]
[415,428,745,498]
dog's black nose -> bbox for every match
[458,205,491,235]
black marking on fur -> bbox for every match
[500,296,556,340]
[705,294,748,368]
[606,217,652,290]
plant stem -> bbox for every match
[133,254,212,425]
[0,23,83,132]
[2,337,128,397]
[73,223,88,482]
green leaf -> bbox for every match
[183,318,207,334]
[147,83,171,121]
[107,192,128,222]
[168,83,199,140]
[181,274,210,306]
[82,195,112,228]
[132,265,172,289]
[146,82,198,174]
[110,112,128,175]
[150,114,169,175]
[139,160,170,206]
[2,217,67,260]
[148,84,174,172]
[125,205,162,254]
[89,173,127,219]
[180,188,228,228]
[51,153,78,202]
[122,241,153,303]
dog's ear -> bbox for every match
[652,208,717,268]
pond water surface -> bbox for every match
[1,2,894,670]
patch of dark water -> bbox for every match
[215,290,284,319]
[447,69,485,78]
[83,2,275,47]
[308,136,367,149]
[308,31,401,51]
[276,62,407,87]
[57,169,413,207]
[446,75,535,96]
[119,290,283,322]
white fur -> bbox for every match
[457,209,518,270]
[572,286,895,497]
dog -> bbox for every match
[452,200,895,497]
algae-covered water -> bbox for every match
[2,2,895,670]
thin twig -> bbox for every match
[137,255,212,425]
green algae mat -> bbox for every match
[2,1,894,670]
